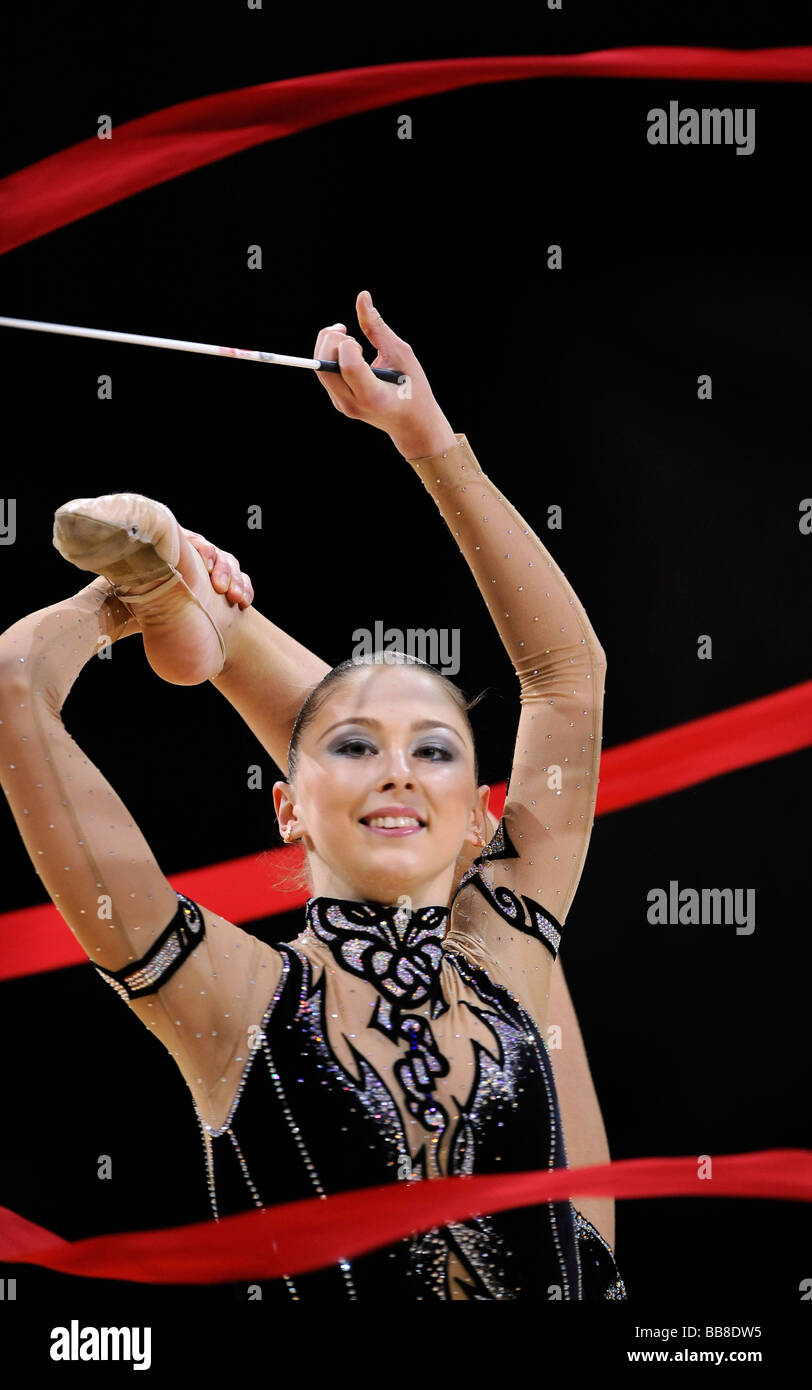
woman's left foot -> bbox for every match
[53,493,232,685]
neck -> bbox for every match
[309,867,455,913]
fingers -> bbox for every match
[356,289,408,352]
[313,300,416,428]
[183,531,253,608]
[313,322,365,414]
[336,334,376,402]
[211,551,253,607]
[182,529,217,570]
[314,322,346,358]
[235,569,254,608]
[216,562,253,608]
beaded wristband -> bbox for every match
[94,892,206,1000]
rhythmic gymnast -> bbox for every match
[0,290,626,1300]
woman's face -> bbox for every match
[274,664,490,908]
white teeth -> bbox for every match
[365,816,422,828]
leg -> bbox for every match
[52,490,334,771]
[53,494,245,687]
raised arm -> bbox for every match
[406,429,607,930]
[0,577,280,1130]
[209,605,330,776]
[302,290,612,1248]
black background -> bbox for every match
[1,0,810,1368]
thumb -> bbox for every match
[357,289,397,352]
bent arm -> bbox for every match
[0,578,179,960]
[0,580,279,1128]
[407,432,613,1249]
[406,432,606,920]
[409,433,606,1002]
[209,605,331,776]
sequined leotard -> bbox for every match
[0,433,626,1300]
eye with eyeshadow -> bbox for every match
[333,739,453,761]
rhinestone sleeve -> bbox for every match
[94,892,205,1000]
[407,433,606,931]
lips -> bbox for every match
[359,805,427,835]
[359,805,426,826]
[361,821,425,836]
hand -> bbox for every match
[181,529,254,609]
[314,290,457,459]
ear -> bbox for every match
[273,779,301,842]
[451,788,492,889]
[463,784,493,849]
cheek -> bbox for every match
[428,766,477,836]
[306,760,368,836]
[308,757,361,796]
[437,762,477,804]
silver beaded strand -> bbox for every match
[261,1034,358,1300]
[196,953,301,1300]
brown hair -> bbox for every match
[269,651,487,895]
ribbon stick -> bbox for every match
[0,315,405,383]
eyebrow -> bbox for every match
[319,717,465,744]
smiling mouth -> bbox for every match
[360,815,426,836]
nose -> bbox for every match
[376,744,416,789]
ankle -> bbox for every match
[209,599,255,680]
[116,574,180,599]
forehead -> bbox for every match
[312,664,465,730]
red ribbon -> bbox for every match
[595,676,812,814]
[1,1150,809,1283]
[2,49,812,257]
[2,51,810,1285]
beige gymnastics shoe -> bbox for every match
[53,493,228,684]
